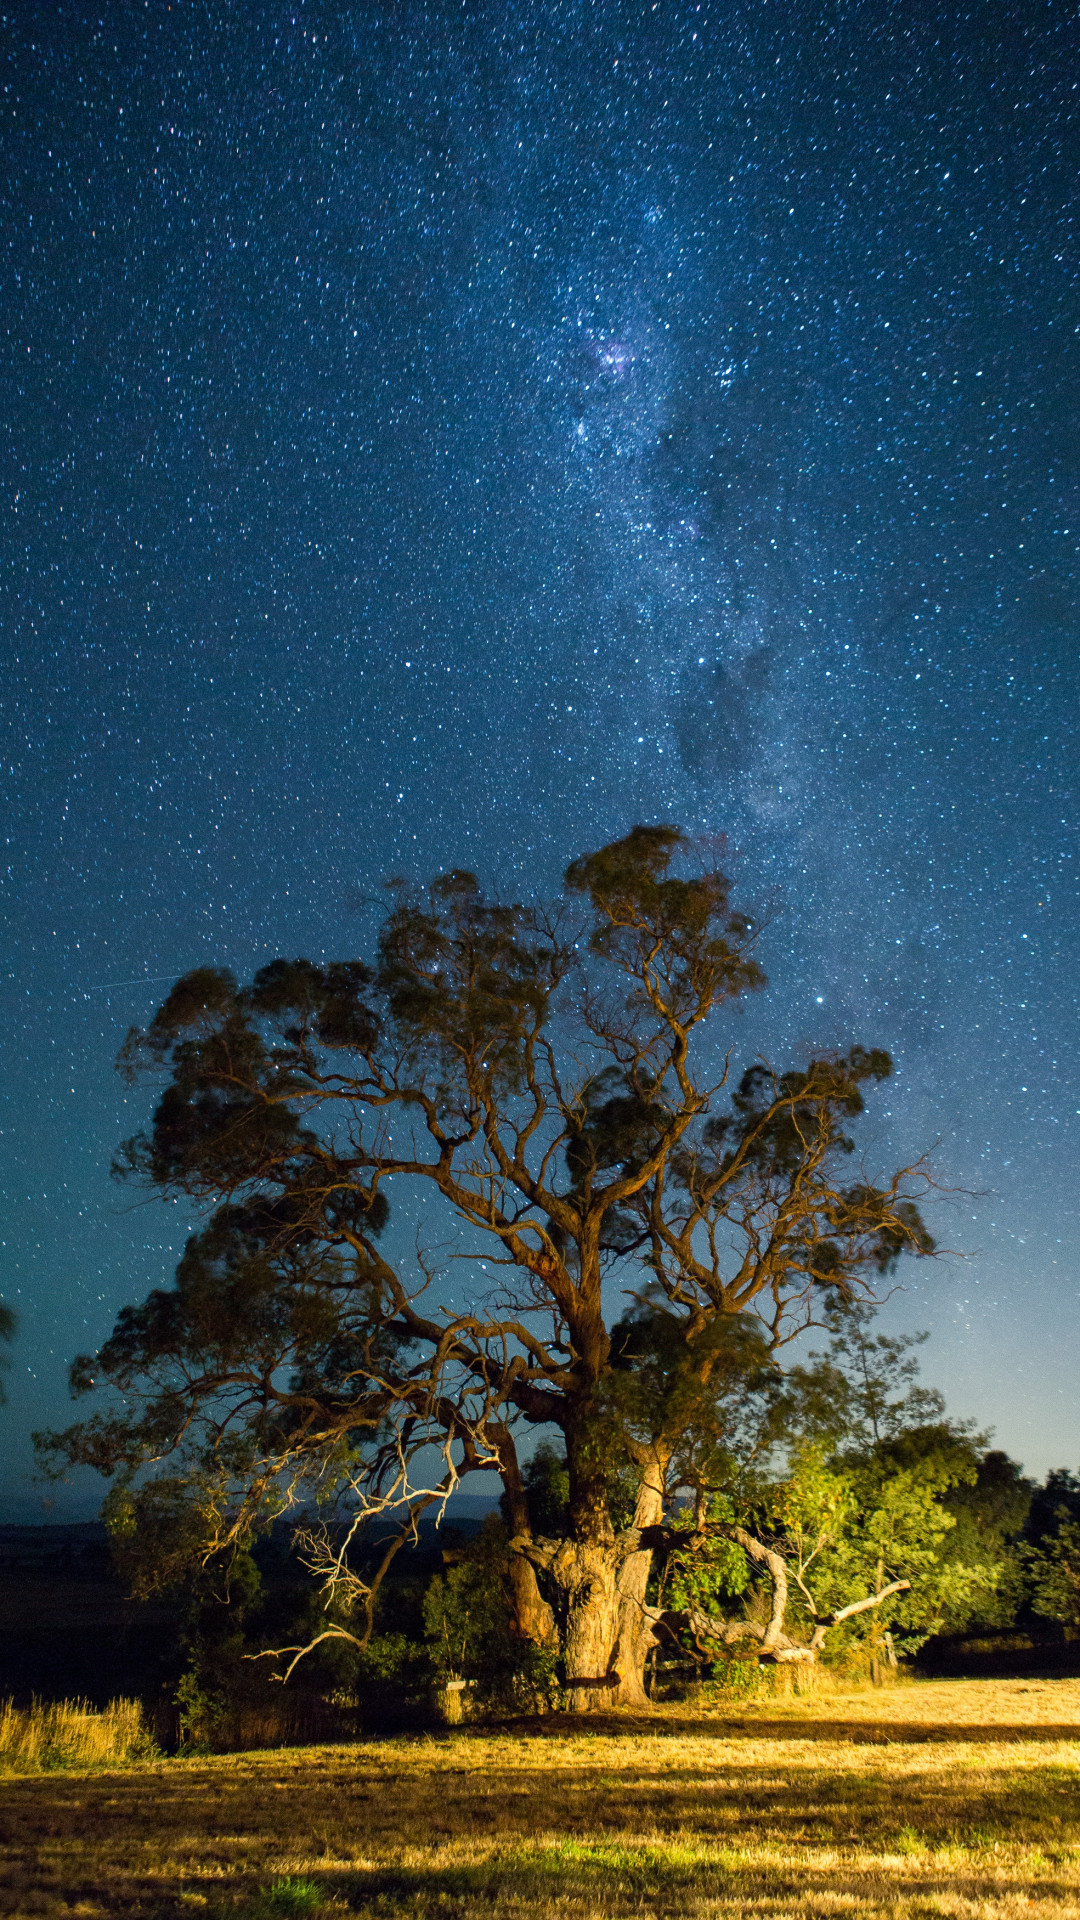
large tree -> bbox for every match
[42,826,933,1709]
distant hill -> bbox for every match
[0,1522,111,1571]
[0,1491,504,1704]
[0,1490,501,1570]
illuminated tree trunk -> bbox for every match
[495,1432,558,1652]
[537,1440,665,1712]
[610,1456,667,1709]
[548,1537,625,1711]
[507,1552,558,1651]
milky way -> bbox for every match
[2,2,1078,1516]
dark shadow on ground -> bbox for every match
[322,1854,1080,1919]
[485,1709,1080,1745]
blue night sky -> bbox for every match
[1,1,1077,1519]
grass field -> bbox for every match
[3,1679,1080,1918]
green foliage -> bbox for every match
[704,1655,770,1701]
[174,1669,230,1751]
[610,1295,779,1501]
[939,1450,1032,1632]
[249,1879,324,1917]
[782,1304,947,1447]
[564,823,763,1012]
[774,1433,983,1656]
[1026,1468,1080,1548]
[422,1518,561,1708]
[355,1631,428,1686]
[518,1443,570,1537]
[663,1498,751,1615]
[767,1308,1007,1653]
[1028,1519,1080,1636]
[657,1306,1017,1673]
[171,1548,270,1750]
[102,1476,239,1601]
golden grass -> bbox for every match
[2,1679,1080,1917]
[0,1697,154,1773]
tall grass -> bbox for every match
[0,1696,156,1772]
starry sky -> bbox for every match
[2,1,1078,1520]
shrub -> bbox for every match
[423,1517,563,1711]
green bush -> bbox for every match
[423,1517,562,1711]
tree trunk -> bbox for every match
[537,1410,628,1711]
[492,1424,558,1650]
[507,1421,664,1713]
[506,1548,558,1650]
[546,1536,624,1711]
[610,1458,666,1709]
[538,1459,667,1712]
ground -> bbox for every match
[3,1679,1080,1918]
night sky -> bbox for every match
[2,2,1078,1520]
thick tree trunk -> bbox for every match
[506,1416,664,1712]
[531,1461,667,1712]
[535,1411,628,1711]
[546,1536,624,1711]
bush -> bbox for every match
[707,1655,770,1702]
[423,1517,562,1712]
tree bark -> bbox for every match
[546,1537,624,1711]
[506,1549,558,1650]
[518,1462,668,1712]
[494,1429,558,1651]
[610,1456,666,1708]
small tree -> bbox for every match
[40,826,934,1709]
[1026,1474,1080,1642]
[938,1450,1031,1633]
[656,1313,1008,1673]
[423,1517,560,1711]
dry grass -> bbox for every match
[0,1697,154,1774]
[2,1678,1080,1917]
